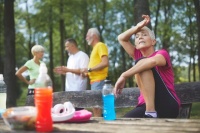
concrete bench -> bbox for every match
[26,82,200,118]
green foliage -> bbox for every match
[12,0,199,93]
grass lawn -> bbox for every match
[17,89,200,119]
[17,88,28,106]
[190,103,200,119]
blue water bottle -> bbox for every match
[102,80,116,120]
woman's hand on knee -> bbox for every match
[113,76,126,97]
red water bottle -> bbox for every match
[35,88,53,132]
[34,63,53,132]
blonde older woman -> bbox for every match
[16,45,45,95]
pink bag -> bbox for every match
[66,110,92,122]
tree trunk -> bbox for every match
[188,56,191,82]
[48,2,55,91]
[59,0,65,91]
[97,0,106,42]
[121,46,126,72]
[134,0,151,29]
[154,0,161,38]
[82,1,89,54]
[193,0,200,80]
[25,0,32,59]
[187,1,196,82]
[162,3,171,50]
[4,0,18,107]
[0,1,4,74]
[193,56,196,81]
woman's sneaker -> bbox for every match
[144,114,156,118]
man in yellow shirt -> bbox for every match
[83,28,109,117]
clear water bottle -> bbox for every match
[102,79,116,120]
[35,63,52,88]
[34,63,53,132]
[0,74,7,110]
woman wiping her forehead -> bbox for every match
[114,15,180,118]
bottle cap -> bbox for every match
[0,74,3,80]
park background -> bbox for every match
[0,0,200,118]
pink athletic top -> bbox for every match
[134,49,181,107]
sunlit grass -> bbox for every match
[16,87,28,106]
[116,107,133,117]
[190,103,200,119]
